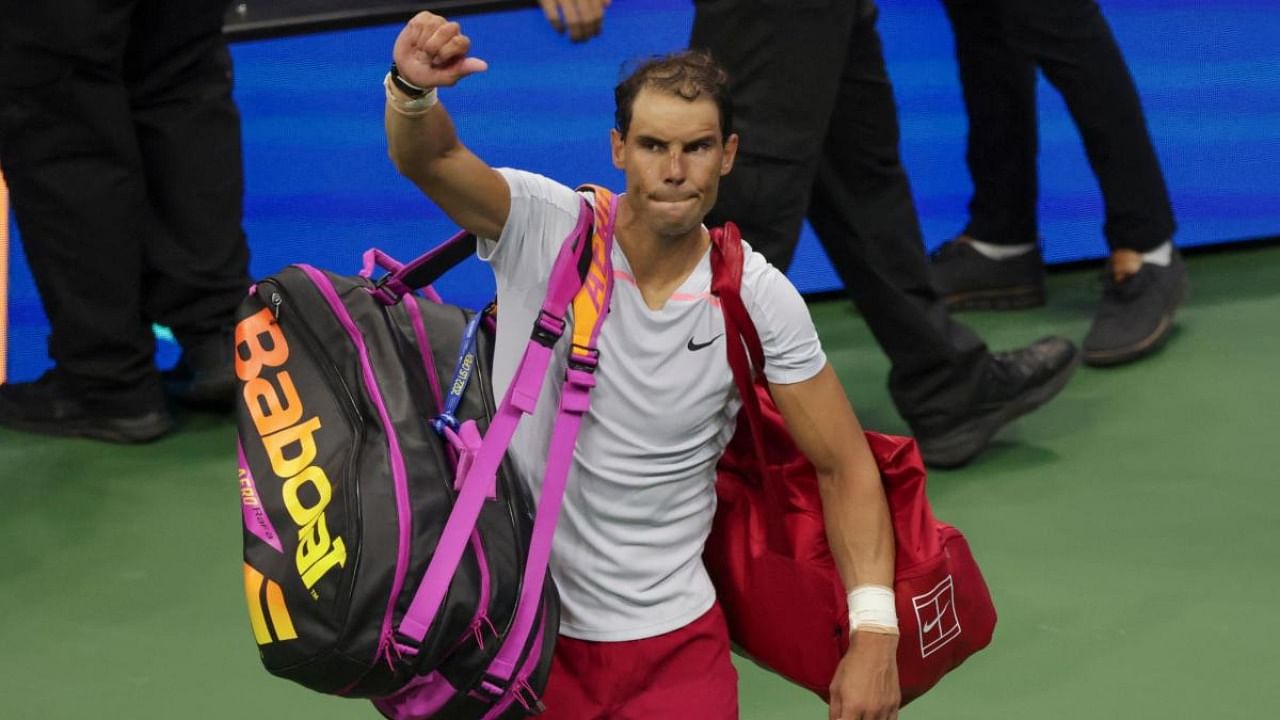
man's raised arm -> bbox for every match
[386,12,509,240]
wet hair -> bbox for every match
[614,50,733,141]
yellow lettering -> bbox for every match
[301,538,347,589]
[239,469,259,506]
[296,511,333,574]
[281,464,332,527]
[263,416,322,480]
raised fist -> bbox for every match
[391,13,488,89]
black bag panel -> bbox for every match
[375,295,494,671]
[299,271,484,697]
[405,299,467,413]
[273,651,381,697]
[420,501,528,694]
[432,580,561,720]
[394,316,521,672]
[238,271,409,691]
[435,313,554,710]
[386,294,543,685]
[425,299,539,661]
[329,279,533,689]
[237,281,370,678]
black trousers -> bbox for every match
[691,0,990,431]
[0,0,249,409]
[941,0,1176,252]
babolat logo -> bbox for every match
[236,306,347,594]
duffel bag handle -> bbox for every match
[360,248,405,277]
[363,230,477,305]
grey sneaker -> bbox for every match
[929,238,1046,311]
[1083,250,1189,367]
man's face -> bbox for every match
[611,87,738,240]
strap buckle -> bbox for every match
[531,310,565,347]
[567,344,600,374]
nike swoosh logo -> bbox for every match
[687,333,724,352]
[922,602,952,635]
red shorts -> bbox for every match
[538,603,739,720]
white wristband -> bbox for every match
[848,585,899,636]
[384,72,439,117]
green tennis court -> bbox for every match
[2,244,1277,718]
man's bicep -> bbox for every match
[478,169,585,283]
[770,365,868,475]
[743,255,827,384]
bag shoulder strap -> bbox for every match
[360,231,477,305]
[567,184,618,367]
[360,186,601,306]
[481,186,617,687]
[710,223,775,475]
[397,190,615,653]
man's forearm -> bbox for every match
[770,368,897,619]
[819,460,896,598]
[382,13,508,242]
[385,87,460,190]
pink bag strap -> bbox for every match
[398,192,616,651]
[484,187,617,686]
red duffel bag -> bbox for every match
[705,223,997,705]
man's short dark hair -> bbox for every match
[614,50,733,141]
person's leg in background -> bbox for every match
[0,0,175,441]
[694,0,1079,467]
[1002,0,1186,366]
[690,0,845,271]
[931,0,1186,365]
[128,0,250,407]
[804,1,1078,466]
[931,0,1048,310]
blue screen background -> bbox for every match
[4,0,1278,381]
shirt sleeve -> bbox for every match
[738,240,828,385]
[477,168,584,290]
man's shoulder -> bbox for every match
[738,239,798,296]
[499,168,613,214]
[498,167,566,198]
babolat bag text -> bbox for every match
[235,188,618,719]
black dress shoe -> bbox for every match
[1083,251,1189,367]
[929,238,1047,311]
[165,328,236,411]
[912,336,1080,468]
[0,372,174,443]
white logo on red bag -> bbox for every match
[913,575,962,658]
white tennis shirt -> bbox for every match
[478,169,826,641]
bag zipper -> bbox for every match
[293,265,414,672]
[256,279,365,638]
